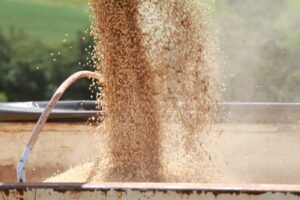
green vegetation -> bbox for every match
[0,0,299,102]
[0,30,95,102]
[0,0,89,44]
[0,0,94,102]
[0,92,7,102]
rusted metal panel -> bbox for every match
[1,183,300,199]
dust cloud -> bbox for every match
[214,0,299,102]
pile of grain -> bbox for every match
[47,0,217,183]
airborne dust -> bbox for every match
[47,0,218,183]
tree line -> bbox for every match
[0,29,95,102]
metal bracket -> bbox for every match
[16,146,31,182]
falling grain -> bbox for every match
[47,0,217,183]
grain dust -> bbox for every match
[47,0,217,183]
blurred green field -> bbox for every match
[0,0,299,102]
[2,0,298,45]
[0,0,89,44]
[0,0,216,44]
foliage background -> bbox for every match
[0,0,93,102]
[0,0,299,102]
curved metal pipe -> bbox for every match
[16,71,102,182]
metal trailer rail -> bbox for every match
[0,100,100,122]
[1,101,300,123]
[1,183,300,199]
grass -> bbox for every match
[0,0,90,44]
[0,0,229,45]
[29,0,88,6]
[0,0,299,46]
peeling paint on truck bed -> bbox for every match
[1,183,300,200]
